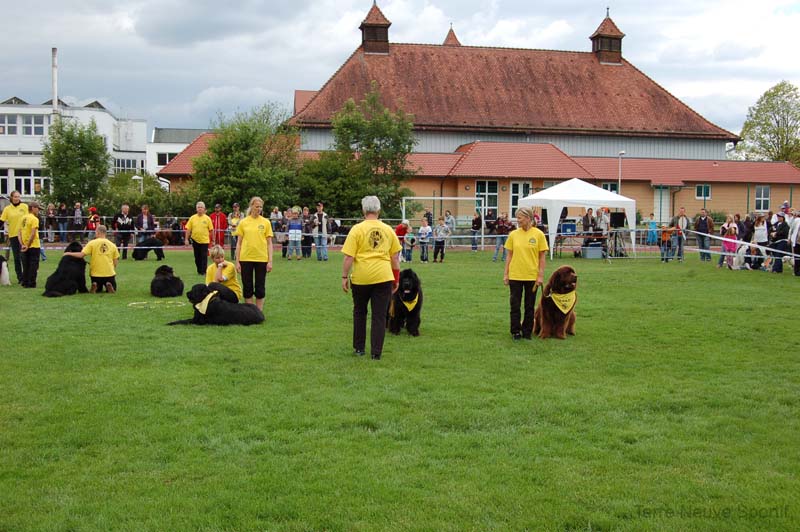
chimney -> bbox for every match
[51,47,60,117]
[360,2,391,54]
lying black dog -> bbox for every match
[150,265,184,298]
[388,268,423,336]
[168,283,263,326]
[42,242,88,297]
[132,237,165,261]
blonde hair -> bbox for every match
[247,196,263,216]
[209,245,225,260]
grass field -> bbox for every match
[1,246,798,531]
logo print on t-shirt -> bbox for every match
[100,242,108,253]
[369,229,383,249]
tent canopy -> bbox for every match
[518,178,637,258]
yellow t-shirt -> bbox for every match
[82,237,120,277]
[19,212,40,248]
[228,213,244,230]
[185,214,212,244]
[342,219,402,285]
[234,215,273,262]
[1,202,29,238]
[205,261,242,300]
[504,226,549,281]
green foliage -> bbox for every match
[737,80,800,165]
[41,118,111,204]
[329,82,417,217]
[1,251,798,530]
[87,173,200,218]
[193,104,299,209]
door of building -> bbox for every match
[653,186,671,223]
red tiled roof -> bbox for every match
[361,3,390,26]
[591,17,625,38]
[157,132,216,176]
[574,157,800,186]
[294,90,317,114]
[408,152,463,175]
[449,142,594,179]
[443,28,461,46]
[290,43,736,141]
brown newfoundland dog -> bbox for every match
[533,265,577,339]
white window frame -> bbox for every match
[755,185,770,211]
[475,180,498,217]
[0,114,18,135]
[602,182,619,193]
[695,184,711,200]
[22,115,45,136]
[509,181,532,217]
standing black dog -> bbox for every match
[388,268,423,336]
[150,265,184,298]
[132,237,166,261]
[42,242,88,297]
[168,283,263,325]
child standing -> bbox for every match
[722,225,738,269]
[287,208,303,260]
[660,224,673,262]
[432,216,450,263]
[418,218,432,263]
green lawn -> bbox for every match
[1,247,797,531]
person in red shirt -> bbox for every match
[210,203,228,247]
[395,219,410,262]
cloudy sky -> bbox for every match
[4,0,799,137]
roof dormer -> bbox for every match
[443,25,461,46]
[360,1,391,54]
[590,9,625,64]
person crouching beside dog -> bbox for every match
[503,206,548,340]
[64,225,120,293]
[234,197,273,312]
[341,195,402,360]
[207,244,242,301]
[19,201,41,288]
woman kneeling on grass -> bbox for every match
[503,207,548,340]
[234,197,273,312]
[206,244,242,301]
[341,195,402,360]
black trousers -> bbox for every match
[116,232,132,259]
[91,276,117,292]
[240,261,266,299]
[351,281,392,356]
[9,236,23,283]
[433,241,445,261]
[509,280,538,337]
[795,242,800,276]
[192,241,209,274]
[21,247,40,288]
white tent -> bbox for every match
[518,178,637,258]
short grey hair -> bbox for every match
[196,201,206,209]
[96,225,108,235]
[361,196,381,214]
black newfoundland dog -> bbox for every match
[132,237,165,261]
[168,283,263,326]
[388,268,423,336]
[42,242,88,297]
[150,265,184,298]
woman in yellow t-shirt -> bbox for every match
[503,206,549,340]
[206,244,242,300]
[184,201,213,275]
[341,195,402,360]
[234,197,273,311]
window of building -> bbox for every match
[0,169,8,194]
[602,182,618,193]
[755,185,770,211]
[695,184,711,200]
[22,115,46,136]
[0,115,18,135]
[509,181,532,217]
[13,169,43,196]
[475,180,498,216]
[114,158,143,174]
[157,152,178,166]
[542,181,556,189]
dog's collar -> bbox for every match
[401,293,419,312]
[546,290,576,315]
[194,290,218,315]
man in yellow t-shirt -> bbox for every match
[64,225,120,293]
[184,201,213,275]
[503,207,549,340]
[206,244,242,301]
[1,190,29,284]
[341,195,402,360]
[18,201,40,288]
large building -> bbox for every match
[287,3,798,220]
[0,96,146,198]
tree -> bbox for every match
[42,118,111,204]
[737,80,800,165]
[193,103,299,209]
[329,82,417,217]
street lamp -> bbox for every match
[131,175,143,194]
[617,150,625,194]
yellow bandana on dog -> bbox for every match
[547,290,576,314]
[401,294,419,312]
[194,290,218,315]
